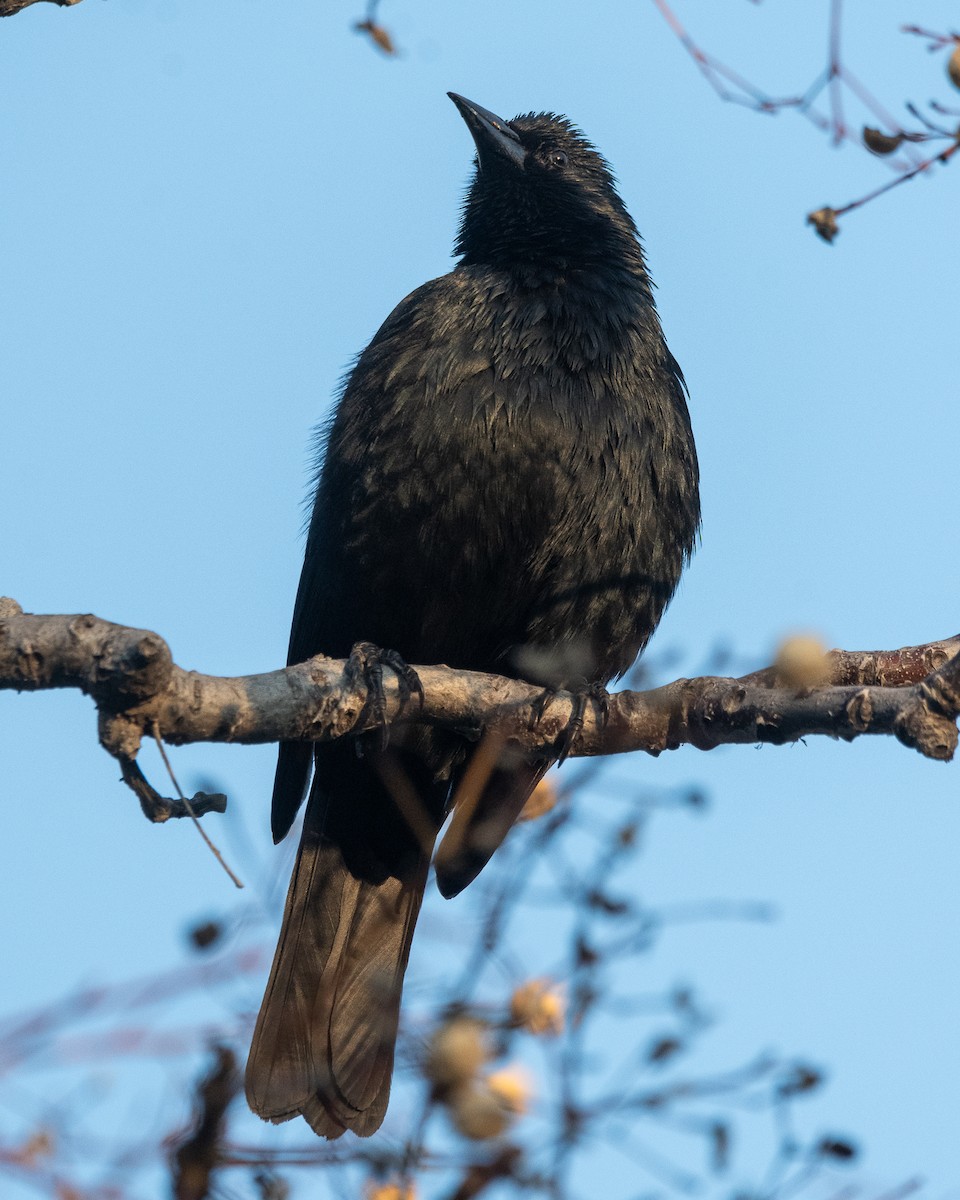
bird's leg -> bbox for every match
[530,680,610,765]
[347,641,425,752]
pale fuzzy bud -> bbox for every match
[519,777,558,822]
[366,1183,416,1200]
[510,978,565,1036]
[448,1082,511,1140]
[425,1016,488,1088]
[948,43,960,91]
[486,1065,533,1114]
[775,634,831,689]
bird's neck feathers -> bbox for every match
[455,205,650,283]
[453,247,662,360]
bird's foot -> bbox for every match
[530,679,610,765]
[347,641,425,751]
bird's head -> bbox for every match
[448,92,646,276]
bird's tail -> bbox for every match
[245,745,440,1138]
[434,746,549,899]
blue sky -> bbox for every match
[2,1,959,1195]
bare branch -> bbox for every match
[3,601,958,813]
[647,1,959,236]
[742,639,959,689]
[170,1046,240,1200]
[808,132,960,242]
[0,0,81,17]
[120,756,227,823]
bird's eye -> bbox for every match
[549,150,569,168]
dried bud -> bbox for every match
[425,1017,488,1089]
[354,19,397,56]
[807,207,840,244]
[448,1083,511,1140]
[518,777,558,822]
[778,1063,824,1097]
[817,1136,858,1161]
[647,1035,683,1064]
[509,979,565,1036]
[575,937,598,967]
[366,1183,416,1200]
[617,821,637,846]
[586,888,629,915]
[486,1066,533,1114]
[10,1130,54,1167]
[254,1173,290,1200]
[711,1122,730,1171]
[187,920,222,952]
[775,634,831,689]
[863,126,904,155]
[948,43,960,91]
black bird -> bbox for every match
[245,94,700,1138]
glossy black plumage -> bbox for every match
[245,95,700,1139]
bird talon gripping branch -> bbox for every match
[379,646,426,714]
[556,682,611,765]
[345,641,422,751]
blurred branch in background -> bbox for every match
[0,750,919,1200]
[640,2,960,238]
[352,0,960,240]
[3,0,957,235]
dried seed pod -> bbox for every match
[863,126,904,155]
[354,19,397,56]
[807,207,840,244]
[948,43,960,91]
[425,1016,488,1088]
[448,1083,511,1140]
[509,979,565,1036]
[366,1183,417,1200]
[817,1136,858,1161]
[486,1066,533,1114]
[647,1035,683,1064]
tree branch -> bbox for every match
[0,0,81,17]
[2,599,957,817]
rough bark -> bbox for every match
[3,598,958,817]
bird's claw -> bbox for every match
[381,647,426,714]
[558,682,610,764]
[529,686,555,730]
[528,680,610,764]
[347,641,424,752]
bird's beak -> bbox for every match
[448,92,526,169]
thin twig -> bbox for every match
[152,722,244,890]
